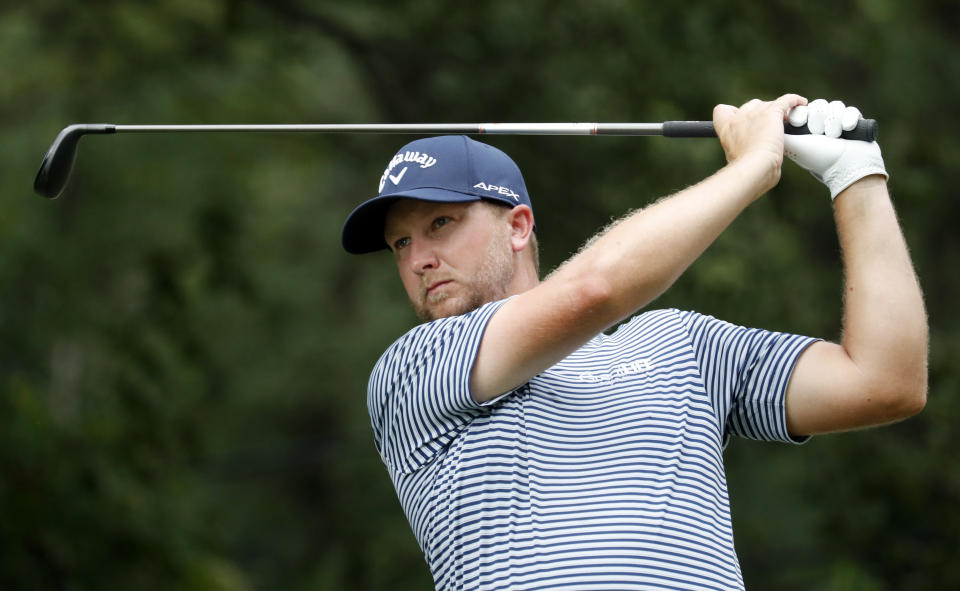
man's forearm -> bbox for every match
[835,176,928,409]
[554,152,776,322]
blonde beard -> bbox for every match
[414,226,515,322]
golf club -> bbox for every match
[33,119,878,199]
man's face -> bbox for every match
[383,200,516,321]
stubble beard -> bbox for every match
[414,229,515,322]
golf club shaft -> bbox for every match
[48,120,879,137]
[33,119,879,199]
[86,123,668,135]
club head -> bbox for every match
[34,124,116,199]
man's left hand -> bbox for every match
[784,99,888,200]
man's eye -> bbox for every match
[393,237,410,250]
[432,216,451,229]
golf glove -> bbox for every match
[784,99,887,200]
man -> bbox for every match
[341,94,927,590]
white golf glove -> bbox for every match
[784,98,888,200]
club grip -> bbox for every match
[662,121,717,137]
[663,118,878,142]
[784,118,877,142]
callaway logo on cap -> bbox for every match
[341,135,534,254]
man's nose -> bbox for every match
[409,240,439,275]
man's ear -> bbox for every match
[507,205,534,253]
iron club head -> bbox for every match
[34,124,116,199]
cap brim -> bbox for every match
[341,188,483,254]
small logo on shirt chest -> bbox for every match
[577,359,655,384]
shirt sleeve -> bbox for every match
[680,310,819,445]
[367,299,508,474]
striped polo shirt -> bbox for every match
[368,300,816,590]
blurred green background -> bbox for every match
[2,1,958,589]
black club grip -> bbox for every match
[663,118,878,142]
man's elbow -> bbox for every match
[900,372,928,417]
[556,262,620,323]
[874,366,927,421]
[889,383,926,420]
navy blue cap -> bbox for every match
[341,135,534,254]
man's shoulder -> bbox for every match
[561,308,694,359]
[607,307,692,337]
[375,299,509,371]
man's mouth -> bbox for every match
[426,280,452,296]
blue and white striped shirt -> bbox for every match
[368,301,816,590]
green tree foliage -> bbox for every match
[1,1,957,589]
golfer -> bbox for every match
[341,94,927,590]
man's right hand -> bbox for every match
[712,94,808,195]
